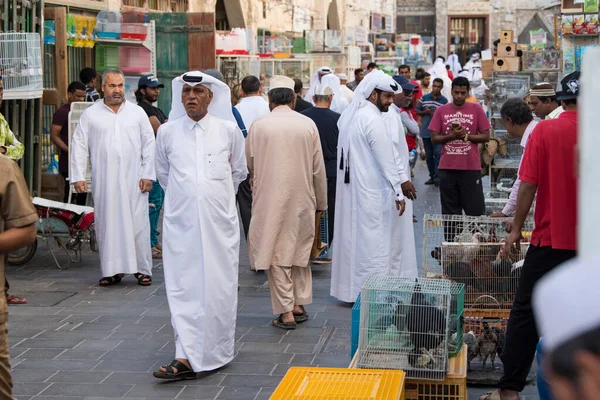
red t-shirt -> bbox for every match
[519,111,578,250]
[428,102,491,170]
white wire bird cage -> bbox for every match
[67,102,94,204]
[422,214,535,277]
[0,32,43,100]
[357,277,452,381]
[440,242,529,310]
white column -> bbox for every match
[579,48,600,259]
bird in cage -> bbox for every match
[492,326,506,363]
[477,322,500,370]
[406,281,447,368]
[464,331,480,371]
[372,300,407,333]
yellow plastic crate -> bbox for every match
[349,345,468,400]
[271,367,406,400]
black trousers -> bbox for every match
[439,169,485,241]
[327,177,336,243]
[236,177,252,240]
[61,172,87,205]
[499,245,576,392]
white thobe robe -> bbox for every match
[234,96,270,130]
[70,100,155,277]
[383,105,418,278]
[330,102,406,303]
[155,114,247,372]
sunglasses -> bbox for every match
[182,74,203,83]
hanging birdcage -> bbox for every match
[0,32,43,99]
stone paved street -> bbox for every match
[7,162,539,399]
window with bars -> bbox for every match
[121,0,188,12]
[396,15,435,34]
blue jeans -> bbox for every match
[537,339,553,400]
[149,181,164,247]
[422,137,441,180]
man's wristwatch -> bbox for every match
[464,134,469,142]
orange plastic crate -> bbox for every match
[271,367,406,400]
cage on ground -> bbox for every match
[357,277,454,380]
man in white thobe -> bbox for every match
[382,74,419,278]
[331,70,417,303]
[71,69,155,287]
[153,71,247,380]
[305,66,333,104]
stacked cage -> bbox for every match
[0,32,43,97]
[357,277,461,381]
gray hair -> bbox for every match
[102,69,125,84]
[314,94,332,103]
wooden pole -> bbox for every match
[45,7,69,106]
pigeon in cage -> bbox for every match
[372,301,407,333]
[464,331,479,371]
[406,281,447,368]
[477,322,500,370]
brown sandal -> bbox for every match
[272,315,296,330]
[151,247,162,259]
[134,273,152,286]
[99,274,122,286]
[153,360,196,380]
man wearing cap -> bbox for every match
[302,83,340,251]
[529,83,563,120]
[336,73,354,103]
[246,75,327,330]
[71,69,155,287]
[136,74,167,259]
[330,70,414,303]
[533,257,600,400]
[481,72,580,400]
[153,71,247,379]
[305,66,333,104]
[381,74,419,278]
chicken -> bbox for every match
[464,331,479,371]
[477,322,499,370]
[445,261,478,288]
[407,280,447,358]
[491,326,506,363]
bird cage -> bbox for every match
[67,102,94,203]
[422,214,535,277]
[447,282,465,358]
[357,277,452,381]
[0,32,43,99]
[441,242,529,310]
[96,9,122,39]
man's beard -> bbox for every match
[376,97,390,112]
[106,95,124,105]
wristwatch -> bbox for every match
[464,134,469,142]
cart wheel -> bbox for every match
[89,225,98,252]
[7,239,38,266]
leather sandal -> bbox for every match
[153,360,196,380]
[272,315,296,330]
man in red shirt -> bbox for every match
[429,77,490,240]
[483,71,580,400]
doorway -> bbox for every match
[448,16,488,65]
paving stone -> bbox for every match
[254,387,276,400]
[13,338,85,349]
[10,369,57,383]
[217,362,275,376]
[284,344,317,354]
[215,386,260,400]
[237,334,283,343]
[47,371,111,384]
[13,359,100,371]
[11,382,52,396]
[238,342,288,353]
[120,383,183,398]
[175,385,223,399]
[220,374,282,388]
[40,383,134,397]
[55,350,107,360]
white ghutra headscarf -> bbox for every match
[321,73,349,114]
[168,71,234,122]
[305,66,333,104]
[428,58,452,99]
[337,69,400,183]
[446,54,462,78]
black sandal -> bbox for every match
[293,307,309,323]
[99,274,122,286]
[134,273,152,286]
[153,360,197,380]
[272,315,296,330]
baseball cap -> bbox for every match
[138,74,164,89]
[556,71,580,101]
[392,74,417,92]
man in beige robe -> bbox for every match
[246,75,327,330]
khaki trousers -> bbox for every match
[267,265,312,315]
[0,321,12,400]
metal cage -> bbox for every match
[0,32,43,99]
[422,214,534,277]
[357,277,452,381]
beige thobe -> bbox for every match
[246,105,328,313]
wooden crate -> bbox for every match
[350,345,468,400]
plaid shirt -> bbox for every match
[0,113,24,161]
[85,86,100,102]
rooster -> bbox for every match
[464,331,479,371]
[477,322,499,370]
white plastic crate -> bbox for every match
[357,277,452,381]
[0,32,43,99]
